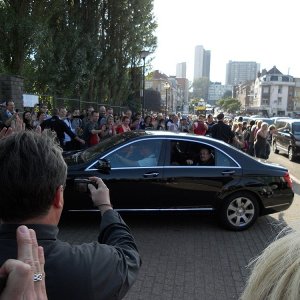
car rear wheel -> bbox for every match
[219,192,259,231]
[272,141,279,154]
[288,146,296,161]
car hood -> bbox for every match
[64,150,87,166]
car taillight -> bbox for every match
[284,172,293,189]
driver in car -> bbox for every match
[114,145,157,167]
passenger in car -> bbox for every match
[186,148,215,166]
[115,145,157,167]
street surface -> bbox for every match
[58,152,300,300]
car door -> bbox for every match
[96,138,166,210]
[160,139,243,211]
[277,124,291,153]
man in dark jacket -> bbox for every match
[0,131,141,300]
[41,108,85,149]
[211,113,243,147]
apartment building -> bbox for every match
[226,61,260,86]
[252,66,295,116]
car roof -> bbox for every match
[275,118,300,123]
[249,117,273,124]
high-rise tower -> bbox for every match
[176,62,187,78]
[193,45,211,81]
[225,61,260,85]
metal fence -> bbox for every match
[34,95,126,115]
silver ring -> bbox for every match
[33,273,43,282]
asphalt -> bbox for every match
[58,211,291,300]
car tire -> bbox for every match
[272,141,279,154]
[219,192,259,231]
[288,146,296,161]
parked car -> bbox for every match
[63,131,294,231]
[271,116,292,124]
[233,116,251,123]
[272,118,300,161]
[249,117,274,126]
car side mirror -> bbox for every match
[96,159,111,174]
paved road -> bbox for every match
[58,153,300,300]
[58,202,299,300]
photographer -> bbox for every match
[0,131,141,300]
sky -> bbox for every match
[150,0,300,84]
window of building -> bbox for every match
[278,97,282,104]
[278,87,282,93]
[262,99,269,105]
[282,76,289,82]
[263,87,269,93]
[271,76,278,81]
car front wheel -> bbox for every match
[288,146,296,161]
[219,192,259,231]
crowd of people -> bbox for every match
[0,100,277,160]
[0,100,299,299]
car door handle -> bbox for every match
[143,172,159,178]
[221,170,235,176]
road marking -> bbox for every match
[291,174,300,185]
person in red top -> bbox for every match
[192,115,208,135]
[82,111,101,146]
[116,116,131,134]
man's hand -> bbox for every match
[0,226,47,300]
[88,177,112,215]
[186,159,193,165]
[0,127,13,139]
[75,137,85,144]
[10,114,25,132]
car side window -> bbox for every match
[168,140,238,167]
[292,123,300,135]
[106,139,163,168]
[169,140,215,166]
[214,150,238,167]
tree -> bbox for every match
[217,98,241,114]
[0,0,49,74]
[0,0,157,109]
[192,77,209,99]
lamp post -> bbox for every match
[140,50,150,118]
[164,81,170,117]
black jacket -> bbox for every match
[41,116,76,146]
[0,210,141,300]
[211,121,234,143]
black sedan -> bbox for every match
[63,131,294,231]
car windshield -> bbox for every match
[65,131,147,165]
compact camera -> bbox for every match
[74,178,96,193]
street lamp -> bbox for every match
[140,50,150,118]
[164,81,170,117]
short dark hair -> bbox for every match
[217,113,224,120]
[0,131,67,222]
[91,110,99,116]
[52,108,59,115]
